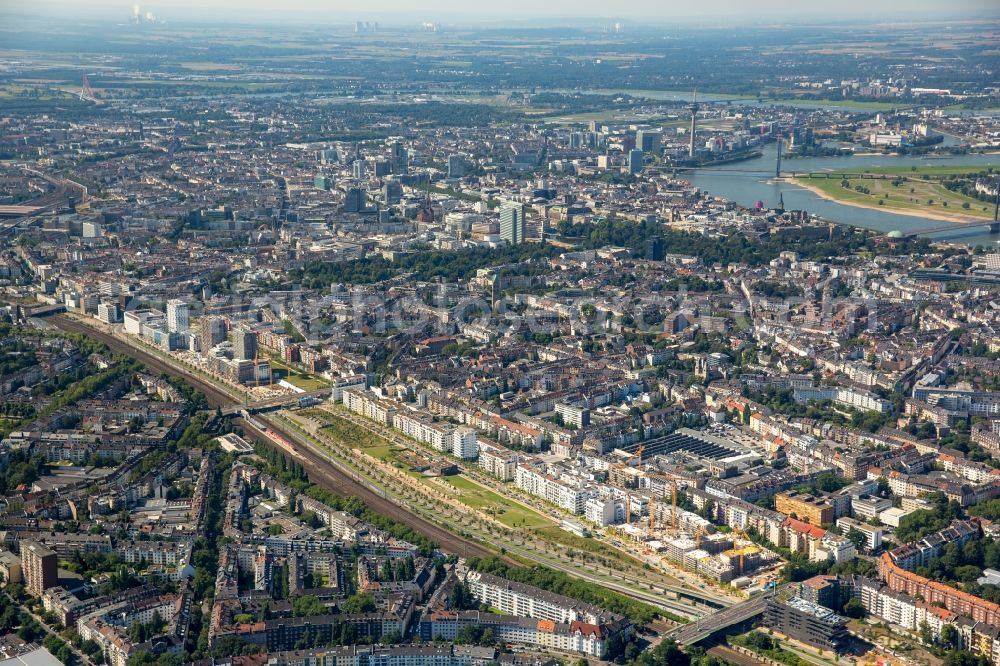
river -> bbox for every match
[687,145,1000,246]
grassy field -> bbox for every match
[314,417,386,449]
[0,84,77,99]
[543,109,662,124]
[269,360,330,390]
[372,446,427,477]
[306,409,432,476]
[365,445,394,460]
[542,111,739,128]
[534,526,606,553]
[180,62,243,71]
[797,166,996,219]
[834,164,999,177]
[439,475,552,529]
[766,96,902,110]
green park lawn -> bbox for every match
[440,475,552,529]
[798,167,996,219]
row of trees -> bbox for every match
[189,453,234,605]
[250,440,437,555]
[466,556,659,625]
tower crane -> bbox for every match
[658,473,683,533]
[671,479,678,532]
[726,526,761,574]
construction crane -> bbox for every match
[726,544,760,574]
[657,473,682,533]
[253,353,272,387]
[640,470,681,535]
[671,480,678,532]
[629,444,645,467]
[727,526,761,573]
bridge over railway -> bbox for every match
[220,389,332,416]
[666,585,788,645]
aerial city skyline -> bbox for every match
[11,0,1000,22]
[0,4,999,666]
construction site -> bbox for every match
[609,442,781,590]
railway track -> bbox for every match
[49,315,723,616]
[51,315,235,408]
[48,315,496,558]
[243,415,496,559]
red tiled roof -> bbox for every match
[782,517,826,539]
[570,621,605,639]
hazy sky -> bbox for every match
[10,0,1000,22]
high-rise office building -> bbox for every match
[21,541,57,597]
[499,201,525,245]
[628,149,644,175]
[383,181,403,205]
[234,327,258,361]
[447,155,466,179]
[645,237,665,261]
[390,141,408,175]
[636,130,661,153]
[166,299,189,334]
[200,316,226,348]
[352,159,367,179]
[344,187,365,213]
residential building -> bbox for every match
[233,327,258,361]
[22,540,58,597]
[776,491,834,526]
[166,299,189,334]
[764,596,848,652]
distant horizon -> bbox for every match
[4,0,999,26]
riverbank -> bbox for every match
[689,144,1000,245]
[786,177,983,225]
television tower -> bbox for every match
[687,91,698,158]
[775,133,783,179]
